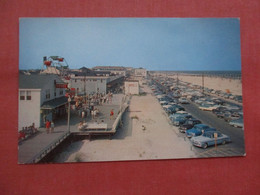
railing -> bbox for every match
[26,131,71,164]
[111,95,130,132]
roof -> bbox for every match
[69,67,96,76]
[19,74,64,89]
[41,96,68,109]
[92,66,126,71]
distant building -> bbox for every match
[19,74,67,130]
[68,75,107,95]
[124,80,139,95]
[92,66,126,71]
[135,68,147,77]
[92,66,127,76]
[65,67,126,95]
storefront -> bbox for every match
[40,96,68,127]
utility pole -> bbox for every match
[177,73,179,88]
[202,73,204,94]
[83,75,87,104]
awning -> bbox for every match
[41,96,68,110]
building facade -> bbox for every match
[135,68,147,77]
[68,75,107,95]
[19,74,67,130]
[124,80,139,95]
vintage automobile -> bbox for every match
[229,118,244,128]
[179,97,189,104]
[190,131,231,149]
[185,124,211,138]
[199,103,220,111]
[179,118,202,133]
[171,114,192,126]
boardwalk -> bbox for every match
[18,94,123,164]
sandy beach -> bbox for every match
[54,84,196,162]
[169,75,242,96]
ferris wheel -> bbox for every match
[42,56,69,77]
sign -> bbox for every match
[214,132,218,148]
[128,84,137,87]
[55,83,68,88]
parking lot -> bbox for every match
[149,75,245,158]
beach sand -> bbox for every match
[170,75,242,96]
[54,84,196,163]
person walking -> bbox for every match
[81,110,85,119]
[50,121,55,133]
[91,110,94,120]
[45,120,50,134]
[110,109,114,120]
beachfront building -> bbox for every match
[124,80,139,95]
[92,66,130,77]
[19,74,68,130]
[135,68,147,78]
[68,75,107,95]
[65,67,126,95]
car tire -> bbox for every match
[203,143,208,149]
[222,140,226,145]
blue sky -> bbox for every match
[19,18,241,71]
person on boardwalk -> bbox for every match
[50,121,55,133]
[91,110,94,120]
[110,109,114,120]
[81,110,85,119]
[45,120,51,134]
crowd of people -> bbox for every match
[18,123,38,142]
[74,92,114,108]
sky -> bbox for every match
[19,18,241,71]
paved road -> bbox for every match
[180,102,245,157]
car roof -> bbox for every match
[195,124,209,127]
[203,131,221,135]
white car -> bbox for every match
[199,103,219,111]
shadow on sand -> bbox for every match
[112,111,133,140]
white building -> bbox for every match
[19,74,67,130]
[135,68,147,77]
[111,70,126,76]
[124,80,139,95]
[68,75,107,95]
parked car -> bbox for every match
[223,111,241,122]
[185,124,212,138]
[159,101,168,106]
[179,97,189,104]
[234,95,242,103]
[199,103,219,111]
[190,131,231,149]
[166,105,185,115]
[179,118,202,133]
[171,114,192,126]
[229,118,244,128]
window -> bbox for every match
[26,91,31,100]
[101,79,103,83]
[75,79,77,83]
[46,89,50,99]
[20,91,25,100]
[54,88,56,97]
[59,88,63,95]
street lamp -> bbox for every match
[67,96,71,133]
